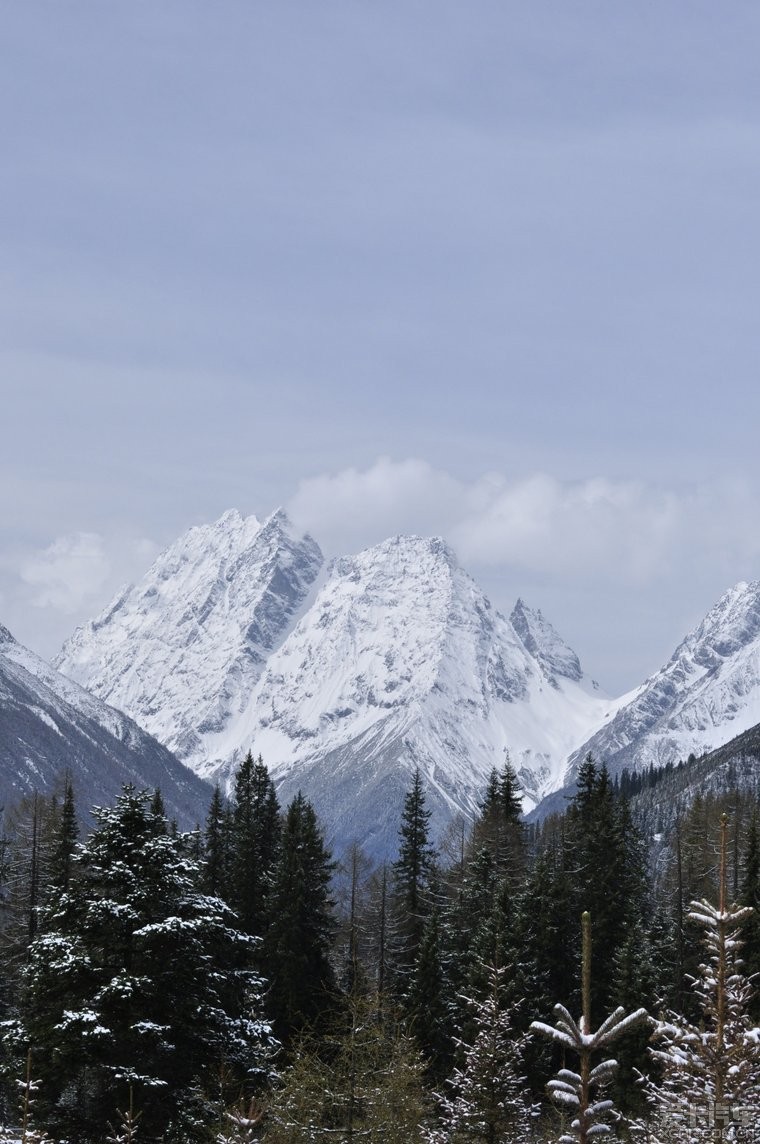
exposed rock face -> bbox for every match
[1,625,210,827]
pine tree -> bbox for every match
[263,792,336,1043]
[202,783,232,900]
[428,963,535,1144]
[391,769,437,980]
[642,815,760,1143]
[229,753,281,936]
[16,786,274,1142]
[406,910,453,1081]
[531,912,650,1144]
[739,812,760,1021]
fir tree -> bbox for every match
[48,776,78,895]
[642,815,760,1143]
[739,812,760,1021]
[531,912,649,1144]
[406,910,453,1081]
[470,756,526,888]
[392,768,437,979]
[428,963,535,1144]
[229,753,281,936]
[263,792,336,1043]
[16,786,274,1142]
[202,783,232,900]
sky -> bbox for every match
[3,1,760,694]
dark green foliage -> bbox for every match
[229,752,281,936]
[18,786,273,1142]
[740,812,760,1020]
[405,910,453,1081]
[49,775,79,895]
[263,791,337,1043]
[391,768,437,978]
[202,782,232,899]
[470,757,526,886]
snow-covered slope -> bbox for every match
[565,580,760,782]
[0,623,210,826]
[55,511,619,858]
[224,536,616,856]
[55,508,323,777]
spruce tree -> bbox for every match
[202,782,231,900]
[643,815,760,1143]
[263,792,336,1043]
[531,912,650,1144]
[392,768,437,979]
[739,812,760,1021]
[48,776,78,895]
[428,962,535,1144]
[470,756,526,888]
[16,786,274,1142]
[229,753,281,936]
[405,909,453,1081]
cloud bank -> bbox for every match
[288,458,760,588]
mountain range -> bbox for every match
[46,507,760,857]
[0,622,210,827]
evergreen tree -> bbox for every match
[229,753,281,936]
[15,786,274,1142]
[739,812,760,1021]
[470,756,526,887]
[406,910,453,1081]
[263,792,336,1043]
[427,963,535,1144]
[564,758,650,1022]
[531,912,650,1144]
[392,769,437,979]
[48,776,79,895]
[642,815,760,1143]
[202,782,232,900]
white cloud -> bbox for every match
[288,457,760,589]
[19,532,112,613]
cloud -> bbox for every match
[288,458,760,589]
[19,533,112,613]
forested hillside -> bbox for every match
[0,752,757,1142]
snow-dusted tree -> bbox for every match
[531,912,649,1144]
[427,962,535,1144]
[216,1096,264,1143]
[15,786,276,1142]
[641,814,760,1143]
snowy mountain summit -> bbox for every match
[56,512,615,857]
[565,578,760,782]
[56,508,323,777]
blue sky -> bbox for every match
[4,2,760,692]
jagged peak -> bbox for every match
[673,579,760,666]
[0,622,16,648]
[510,598,582,683]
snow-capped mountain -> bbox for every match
[0,622,210,826]
[56,508,323,777]
[565,579,760,783]
[224,537,616,856]
[55,512,618,858]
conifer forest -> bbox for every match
[0,753,758,1143]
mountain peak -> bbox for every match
[0,623,16,648]
[55,509,323,775]
[510,598,582,683]
[684,579,760,665]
